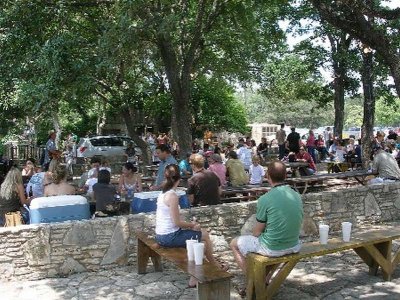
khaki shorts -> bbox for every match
[237,235,301,257]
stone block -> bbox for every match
[101,217,129,265]
[240,214,256,235]
[23,227,50,266]
[301,217,318,236]
[364,193,382,216]
[63,223,96,247]
[59,257,86,276]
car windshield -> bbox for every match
[89,137,134,147]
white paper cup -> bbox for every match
[193,242,205,265]
[186,240,198,261]
[342,222,352,242]
[319,224,329,245]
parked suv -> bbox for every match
[77,136,142,159]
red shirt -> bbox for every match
[306,134,316,147]
[296,152,316,171]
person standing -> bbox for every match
[276,123,287,159]
[230,161,303,273]
[237,138,252,171]
[187,154,221,206]
[286,127,301,153]
[306,129,316,164]
[151,144,177,190]
[323,127,333,149]
[43,130,59,171]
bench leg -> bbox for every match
[266,260,298,299]
[197,278,230,300]
[137,239,163,274]
[355,242,393,281]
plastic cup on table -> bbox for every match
[319,224,329,245]
[342,222,352,242]
[193,242,205,265]
[186,239,198,261]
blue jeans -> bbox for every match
[307,146,316,163]
[156,228,202,248]
[278,144,286,160]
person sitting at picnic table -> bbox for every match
[257,137,270,161]
[369,146,400,184]
[22,158,36,177]
[0,167,32,226]
[178,152,193,178]
[249,156,265,185]
[155,164,227,287]
[44,164,76,197]
[230,160,303,281]
[315,134,328,161]
[328,139,347,162]
[373,131,386,149]
[286,127,301,153]
[93,169,117,217]
[151,144,177,190]
[225,151,249,186]
[207,153,226,187]
[387,129,398,142]
[187,154,221,206]
[118,162,142,199]
[296,146,317,176]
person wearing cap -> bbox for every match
[208,153,226,187]
[43,130,59,171]
[369,145,400,184]
[286,127,301,153]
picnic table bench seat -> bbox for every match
[246,228,400,299]
[136,231,233,300]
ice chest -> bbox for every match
[131,190,190,214]
[30,195,90,224]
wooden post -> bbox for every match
[266,260,298,299]
[137,239,150,274]
[375,241,392,281]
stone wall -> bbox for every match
[1,182,399,281]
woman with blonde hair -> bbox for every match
[0,167,31,226]
[44,164,76,197]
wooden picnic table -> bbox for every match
[283,161,309,177]
[285,169,379,194]
[221,185,270,202]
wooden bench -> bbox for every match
[136,231,233,300]
[246,229,400,299]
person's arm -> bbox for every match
[253,221,266,237]
[16,184,30,205]
[118,175,124,193]
[136,175,143,192]
[167,192,198,229]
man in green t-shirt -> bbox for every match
[230,160,303,272]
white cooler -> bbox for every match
[30,195,90,224]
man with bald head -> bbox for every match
[230,160,303,272]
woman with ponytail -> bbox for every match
[155,164,226,287]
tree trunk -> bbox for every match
[333,71,345,139]
[121,108,152,165]
[157,36,193,159]
[360,47,375,168]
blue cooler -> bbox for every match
[131,190,190,214]
[30,195,90,224]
